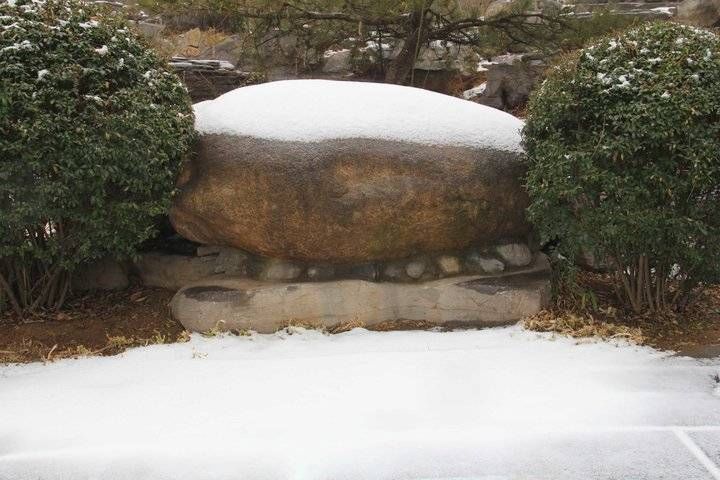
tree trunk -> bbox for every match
[384,9,428,84]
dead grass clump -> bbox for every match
[524,271,720,350]
[327,319,366,334]
[0,330,192,364]
[523,310,645,344]
[369,319,440,332]
[328,319,440,334]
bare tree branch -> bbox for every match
[237,1,408,26]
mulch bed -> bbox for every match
[2,272,719,364]
[0,287,188,364]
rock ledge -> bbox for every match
[171,253,550,333]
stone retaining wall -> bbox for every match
[129,242,537,290]
[75,242,541,292]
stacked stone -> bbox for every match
[130,242,533,288]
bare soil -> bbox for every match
[0,287,188,364]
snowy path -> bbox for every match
[1,326,719,479]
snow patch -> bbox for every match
[0,39,32,53]
[323,47,350,58]
[651,6,675,15]
[463,82,487,100]
[193,79,523,152]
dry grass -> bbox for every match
[523,272,720,351]
[524,311,645,344]
[0,330,192,364]
[328,319,439,334]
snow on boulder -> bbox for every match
[171,80,530,263]
[192,79,523,151]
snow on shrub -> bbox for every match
[0,0,195,313]
[523,22,720,313]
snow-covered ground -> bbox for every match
[1,325,719,479]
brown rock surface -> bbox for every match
[677,0,720,26]
[170,135,531,263]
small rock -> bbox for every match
[383,262,407,281]
[495,243,532,267]
[214,247,250,275]
[466,252,505,274]
[307,265,335,281]
[463,83,487,101]
[405,260,426,279]
[479,257,506,274]
[436,255,461,275]
[260,260,303,282]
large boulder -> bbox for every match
[473,54,547,111]
[170,80,530,264]
[321,49,353,74]
[677,0,720,26]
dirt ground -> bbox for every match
[0,287,188,364]
[1,273,719,364]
